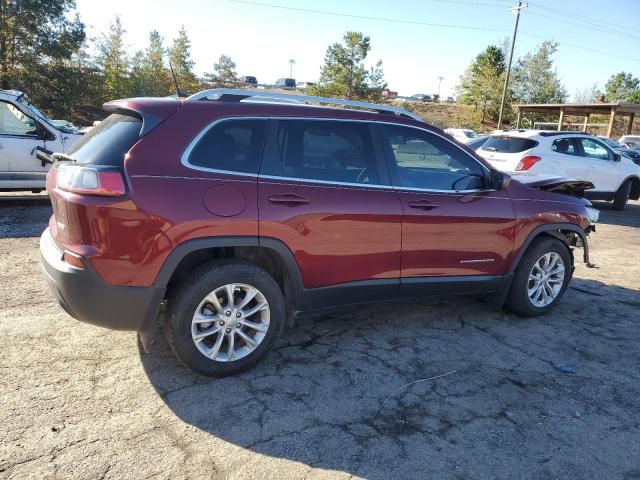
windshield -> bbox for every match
[601,138,623,149]
[481,136,538,153]
[16,95,78,134]
[462,130,478,138]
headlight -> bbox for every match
[585,206,599,224]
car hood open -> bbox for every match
[510,173,594,197]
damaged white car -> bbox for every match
[0,90,84,192]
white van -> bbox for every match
[0,90,84,192]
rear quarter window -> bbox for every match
[67,114,142,166]
[481,136,538,153]
[187,119,267,174]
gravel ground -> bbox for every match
[1,196,639,480]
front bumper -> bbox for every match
[40,228,164,331]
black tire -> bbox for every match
[165,260,285,377]
[613,180,631,211]
[505,237,572,317]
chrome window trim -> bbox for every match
[180,116,268,176]
[180,115,494,195]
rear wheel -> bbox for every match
[505,237,572,317]
[165,260,285,377]
[613,179,631,210]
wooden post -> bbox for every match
[582,114,589,132]
[606,107,617,138]
[557,108,565,131]
[628,113,635,135]
[516,109,522,129]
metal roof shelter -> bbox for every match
[513,102,640,137]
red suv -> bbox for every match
[40,90,597,376]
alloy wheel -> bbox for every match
[191,283,270,362]
[527,252,565,308]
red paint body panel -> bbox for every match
[398,189,516,276]
[46,98,592,294]
[258,179,402,288]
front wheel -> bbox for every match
[165,260,285,377]
[613,180,631,210]
[505,238,572,317]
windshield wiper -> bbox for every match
[483,146,497,152]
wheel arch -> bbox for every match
[507,223,588,275]
[623,175,640,200]
[155,236,310,315]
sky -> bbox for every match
[75,0,640,98]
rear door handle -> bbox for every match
[407,200,439,211]
[268,194,310,206]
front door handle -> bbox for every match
[268,194,310,206]
[407,200,439,211]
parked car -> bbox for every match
[239,76,258,87]
[444,128,480,144]
[465,135,490,151]
[446,96,455,103]
[477,130,640,209]
[0,89,84,192]
[598,136,640,162]
[411,93,433,102]
[40,89,597,376]
[275,78,296,89]
[618,135,640,151]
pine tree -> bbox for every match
[308,31,386,101]
[97,16,130,102]
[169,26,200,93]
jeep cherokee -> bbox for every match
[40,89,598,377]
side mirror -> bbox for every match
[488,169,510,190]
[35,122,55,141]
[613,153,621,162]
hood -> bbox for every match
[510,172,594,197]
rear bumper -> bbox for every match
[40,228,165,331]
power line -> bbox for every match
[520,30,640,64]
[227,0,510,32]
[528,1,638,32]
[526,10,640,42]
[227,0,640,64]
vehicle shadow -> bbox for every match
[592,199,640,228]
[0,197,51,239]
[139,279,640,479]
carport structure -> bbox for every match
[513,102,640,137]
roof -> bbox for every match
[514,102,640,115]
[0,89,23,98]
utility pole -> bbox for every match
[288,59,295,79]
[437,76,444,98]
[497,1,527,129]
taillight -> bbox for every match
[62,251,85,269]
[56,164,126,197]
[515,155,541,171]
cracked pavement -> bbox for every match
[1,195,639,479]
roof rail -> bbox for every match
[538,130,591,137]
[185,88,424,122]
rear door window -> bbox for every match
[552,138,580,156]
[272,120,380,185]
[67,114,142,166]
[481,136,538,153]
[187,119,267,174]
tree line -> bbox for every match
[0,1,387,124]
[457,39,640,126]
[1,0,638,126]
